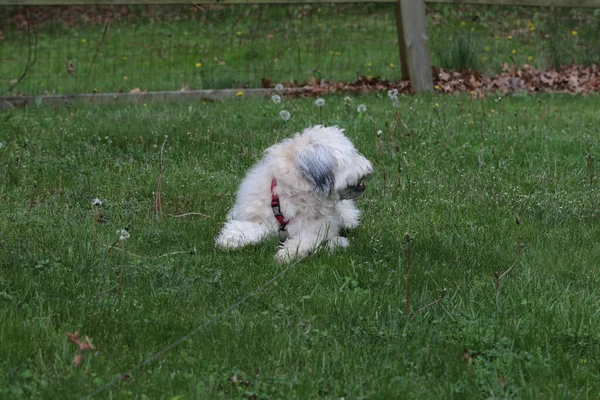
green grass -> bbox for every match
[1,4,599,96]
[1,93,600,399]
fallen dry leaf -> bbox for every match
[74,354,84,367]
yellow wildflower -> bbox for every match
[434,103,440,108]
[572,30,578,36]
[236,91,244,97]
[511,49,517,55]
[81,38,87,43]
[236,31,242,36]
[528,56,534,61]
[507,35,512,40]
[195,62,202,68]
[122,56,128,61]
[434,85,440,90]
[389,63,395,67]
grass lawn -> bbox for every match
[1,93,600,399]
[1,4,599,96]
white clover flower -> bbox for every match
[315,98,325,107]
[357,104,367,113]
[91,198,102,207]
[388,89,399,98]
[280,110,291,121]
[271,94,282,104]
[118,228,130,241]
[275,83,284,92]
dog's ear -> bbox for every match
[296,143,335,195]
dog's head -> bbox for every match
[270,125,373,200]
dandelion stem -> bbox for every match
[28,181,37,211]
[93,208,98,256]
[115,240,124,298]
[405,234,412,315]
[152,136,168,222]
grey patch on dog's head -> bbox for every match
[296,143,335,195]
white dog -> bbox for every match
[215,125,373,263]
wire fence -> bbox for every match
[1,4,598,97]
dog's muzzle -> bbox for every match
[339,180,367,200]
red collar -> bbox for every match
[271,179,289,242]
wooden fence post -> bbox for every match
[395,0,434,92]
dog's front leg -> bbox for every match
[216,220,273,249]
[336,200,361,229]
[275,219,340,263]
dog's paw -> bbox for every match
[337,200,360,229]
[329,236,349,249]
[215,232,245,249]
[275,248,295,264]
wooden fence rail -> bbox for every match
[1,0,598,95]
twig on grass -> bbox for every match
[494,216,522,292]
[409,291,446,320]
[158,248,197,258]
[168,212,212,219]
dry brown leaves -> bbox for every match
[434,64,600,97]
[265,64,599,98]
[66,332,98,367]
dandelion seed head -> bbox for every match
[387,89,399,98]
[280,110,291,121]
[91,198,102,207]
[271,94,282,104]
[275,83,284,92]
[377,130,383,137]
[357,104,367,113]
[343,96,353,105]
[118,228,130,241]
[315,98,325,107]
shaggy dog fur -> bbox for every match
[215,125,373,263]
